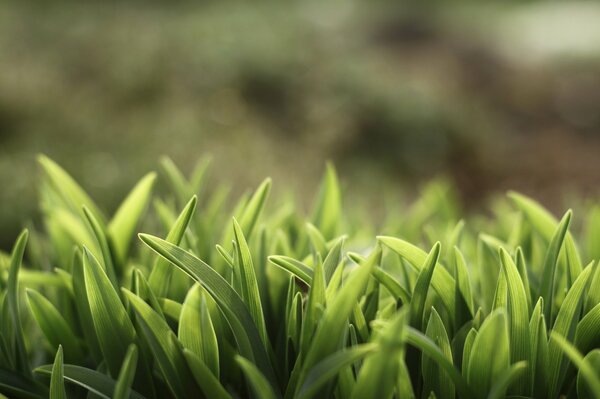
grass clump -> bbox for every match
[0,156,599,399]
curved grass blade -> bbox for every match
[35,365,145,399]
[123,289,195,398]
[232,218,268,344]
[409,242,441,329]
[184,350,231,399]
[576,302,600,352]
[236,356,280,399]
[26,289,84,362]
[178,285,219,377]
[377,236,456,315]
[268,256,312,285]
[109,172,156,265]
[499,248,531,394]
[113,344,138,399]
[550,333,600,399]
[297,344,377,399]
[238,178,272,239]
[82,248,136,377]
[405,327,474,398]
[7,230,31,376]
[547,263,594,399]
[148,196,197,298]
[311,163,341,240]
[49,346,66,399]
[138,234,277,386]
[422,308,454,399]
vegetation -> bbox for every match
[0,156,599,398]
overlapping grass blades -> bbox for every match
[0,156,598,398]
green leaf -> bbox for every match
[577,350,600,399]
[576,301,600,353]
[82,206,119,289]
[422,308,454,399]
[539,210,572,322]
[406,327,473,398]
[35,364,145,399]
[378,236,456,316]
[178,284,219,377]
[467,310,510,398]
[148,196,197,298]
[232,218,268,345]
[138,234,277,386]
[550,333,600,399]
[296,248,380,396]
[49,346,66,399]
[268,256,313,285]
[184,350,232,399]
[486,361,527,399]
[351,311,407,399]
[238,178,272,239]
[498,247,531,394]
[300,258,326,356]
[108,172,156,265]
[409,242,441,329]
[113,344,138,399]
[38,155,105,224]
[322,237,345,284]
[26,289,84,362]
[82,248,136,377]
[7,230,30,376]
[311,163,341,240]
[236,356,280,399]
[123,289,195,398]
[297,344,377,399]
[547,263,594,399]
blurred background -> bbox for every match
[1,1,600,248]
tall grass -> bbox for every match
[0,156,598,398]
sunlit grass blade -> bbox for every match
[232,218,268,344]
[547,263,594,399]
[82,248,136,377]
[409,242,441,329]
[377,236,456,316]
[268,256,313,285]
[138,234,277,386]
[49,346,66,399]
[238,178,272,240]
[108,172,156,266]
[82,206,119,288]
[148,196,197,298]
[311,163,341,240]
[498,247,530,394]
[178,284,219,377]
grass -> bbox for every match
[0,156,599,398]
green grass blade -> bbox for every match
[148,196,197,297]
[311,163,341,240]
[297,344,377,399]
[576,302,600,353]
[108,172,156,265]
[236,356,280,399]
[178,284,220,377]
[25,289,84,362]
[300,258,326,356]
[82,248,136,377]
[184,350,232,399]
[378,236,456,316]
[232,218,268,344]
[113,344,138,399]
[35,364,145,399]
[547,263,594,398]
[550,333,600,399]
[422,308,454,399]
[268,256,313,285]
[409,242,441,329]
[486,361,527,399]
[49,346,66,399]
[499,248,531,395]
[238,178,272,240]
[82,206,119,288]
[138,234,277,386]
[7,230,31,376]
[467,310,510,398]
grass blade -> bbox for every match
[113,344,138,399]
[49,346,66,399]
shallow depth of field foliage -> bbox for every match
[0,156,599,399]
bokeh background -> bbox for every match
[2,1,600,248]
